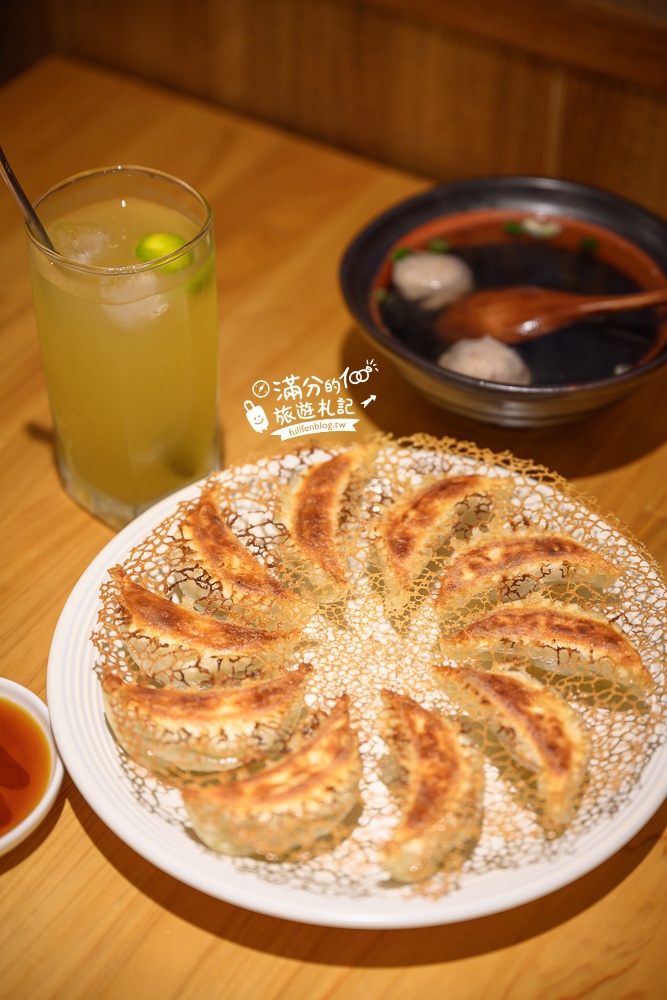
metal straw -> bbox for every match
[0,143,56,251]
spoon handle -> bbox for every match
[577,288,667,314]
[0,144,56,251]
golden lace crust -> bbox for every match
[92,434,666,893]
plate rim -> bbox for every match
[46,464,667,929]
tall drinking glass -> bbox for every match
[25,165,220,529]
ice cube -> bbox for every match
[51,222,113,263]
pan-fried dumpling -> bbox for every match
[182,696,362,857]
[433,664,591,828]
[91,437,663,889]
[434,530,617,613]
[177,483,315,626]
[278,447,375,599]
[110,566,302,682]
[442,596,654,699]
[375,474,502,614]
[101,664,310,772]
[379,690,484,882]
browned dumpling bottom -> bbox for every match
[92,435,664,893]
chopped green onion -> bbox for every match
[427,237,450,253]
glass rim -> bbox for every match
[25,164,214,276]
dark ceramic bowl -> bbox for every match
[340,176,667,427]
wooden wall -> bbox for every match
[11,0,667,216]
[0,0,52,86]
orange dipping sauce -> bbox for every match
[0,696,52,834]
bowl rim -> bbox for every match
[339,175,667,399]
[0,677,64,856]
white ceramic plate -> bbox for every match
[47,455,667,929]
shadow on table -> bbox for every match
[65,777,667,967]
[0,782,67,875]
[339,325,667,481]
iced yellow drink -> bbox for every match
[25,166,219,528]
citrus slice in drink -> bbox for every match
[135,232,192,272]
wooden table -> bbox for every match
[1,56,666,1000]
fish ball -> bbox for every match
[392,252,474,310]
[437,336,531,385]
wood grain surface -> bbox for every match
[42,0,667,219]
[0,56,666,1000]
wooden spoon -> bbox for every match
[436,285,667,345]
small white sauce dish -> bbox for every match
[0,677,64,857]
